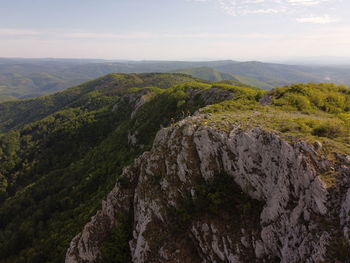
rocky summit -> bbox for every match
[66,115,350,263]
[0,74,349,262]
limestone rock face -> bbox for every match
[66,116,350,263]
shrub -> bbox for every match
[273,93,311,111]
[271,83,350,114]
[312,122,346,138]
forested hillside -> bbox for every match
[0,73,238,262]
[0,73,349,262]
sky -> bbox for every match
[0,0,349,61]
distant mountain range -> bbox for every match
[1,58,350,101]
[172,66,273,89]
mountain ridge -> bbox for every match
[1,59,350,101]
[0,73,349,262]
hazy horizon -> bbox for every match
[2,56,350,66]
[1,0,349,60]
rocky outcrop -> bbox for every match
[186,87,233,107]
[112,89,151,118]
[66,115,350,263]
[65,164,138,263]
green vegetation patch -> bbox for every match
[97,213,132,263]
[167,173,263,238]
[0,73,215,263]
[202,83,350,156]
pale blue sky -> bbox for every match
[0,0,349,60]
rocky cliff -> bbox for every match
[65,114,350,263]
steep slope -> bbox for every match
[1,73,349,262]
[0,73,243,263]
[67,116,350,263]
[172,67,273,89]
[66,83,350,262]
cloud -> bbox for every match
[192,0,336,17]
[287,0,328,6]
[296,15,339,24]
[241,8,287,14]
